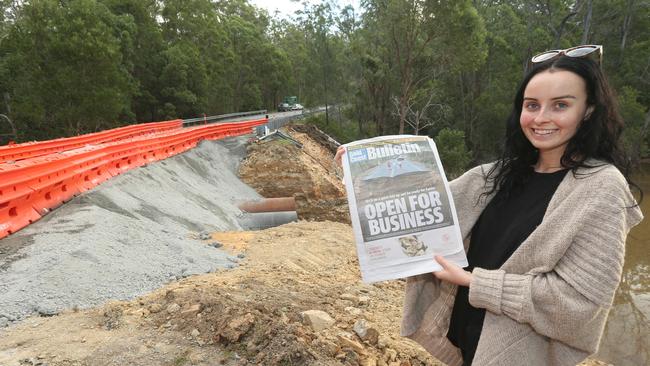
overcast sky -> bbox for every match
[249,0,360,19]
[249,0,302,18]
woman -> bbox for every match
[336,45,643,365]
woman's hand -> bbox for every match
[335,145,346,167]
[433,255,473,287]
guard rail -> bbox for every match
[0,119,182,163]
[183,110,267,126]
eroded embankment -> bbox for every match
[238,124,350,223]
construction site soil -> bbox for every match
[0,125,608,366]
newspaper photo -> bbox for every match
[341,135,468,283]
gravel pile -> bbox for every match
[0,137,261,327]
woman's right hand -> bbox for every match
[335,145,346,167]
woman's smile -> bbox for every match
[520,70,593,171]
[531,128,559,136]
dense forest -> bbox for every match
[0,0,648,166]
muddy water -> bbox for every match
[596,163,650,366]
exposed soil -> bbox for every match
[0,222,439,366]
[238,125,350,225]
[0,125,611,366]
[238,129,345,201]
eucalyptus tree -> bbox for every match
[587,0,650,162]
[460,2,532,159]
[353,6,394,136]
[2,0,135,140]
[295,1,349,123]
[359,0,487,134]
[216,0,285,111]
[268,19,312,106]
[158,0,224,117]
[102,0,166,122]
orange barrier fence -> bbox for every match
[0,119,183,163]
[0,117,267,239]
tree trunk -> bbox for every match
[322,43,330,125]
[581,0,592,44]
[641,109,650,144]
[619,0,635,65]
[375,107,381,135]
[459,73,467,134]
[554,11,578,47]
[398,67,413,134]
[234,67,243,112]
[325,104,329,125]
[323,80,329,125]
[0,114,16,140]
[413,111,420,136]
[357,104,363,137]
[398,95,408,134]
[3,93,11,116]
[379,97,386,135]
[337,105,342,125]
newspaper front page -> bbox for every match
[342,135,468,283]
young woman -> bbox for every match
[336,45,643,366]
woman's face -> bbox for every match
[520,69,593,165]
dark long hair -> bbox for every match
[485,55,639,199]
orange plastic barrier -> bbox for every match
[0,117,267,239]
[0,119,182,163]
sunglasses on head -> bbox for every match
[530,44,603,66]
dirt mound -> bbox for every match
[0,221,439,366]
[294,193,350,223]
[289,124,340,154]
[238,131,344,200]
[129,221,439,365]
[204,222,435,365]
[238,124,350,223]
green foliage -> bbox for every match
[303,109,362,144]
[618,86,649,163]
[2,0,134,140]
[102,0,165,122]
[159,41,208,117]
[0,0,647,167]
[0,0,291,140]
[434,128,471,179]
[359,0,487,134]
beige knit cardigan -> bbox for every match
[401,161,644,366]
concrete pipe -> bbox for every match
[237,211,298,230]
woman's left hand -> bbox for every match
[335,145,346,167]
[433,255,473,287]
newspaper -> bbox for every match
[341,135,468,283]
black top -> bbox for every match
[446,168,569,365]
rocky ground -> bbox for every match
[0,221,439,366]
[0,124,611,366]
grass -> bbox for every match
[173,356,188,366]
[172,349,191,366]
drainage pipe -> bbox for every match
[238,197,296,213]
[237,211,298,230]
